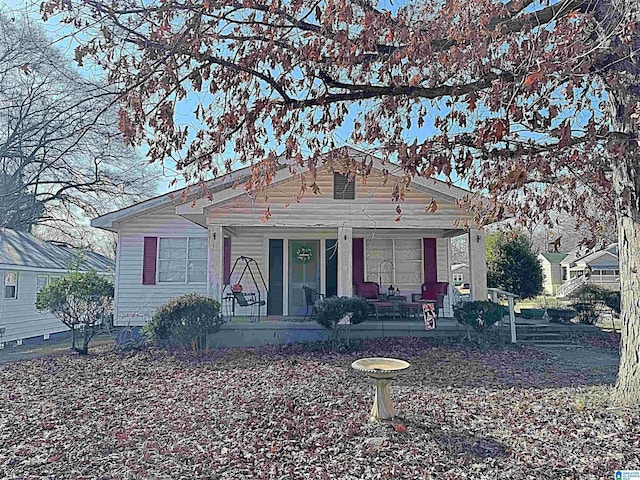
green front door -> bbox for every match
[288,240,320,316]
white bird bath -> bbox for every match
[351,357,411,421]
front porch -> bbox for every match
[209,315,601,348]
[209,226,489,319]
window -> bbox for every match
[453,273,464,286]
[4,271,18,299]
[37,275,49,291]
[158,237,207,283]
[333,173,355,200]
[365,239,423,288]
[37,275,63,291]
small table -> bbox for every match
[368,300,396,320]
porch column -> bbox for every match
[337,226,353,297]
[208,225,225,301]
[468,228,488,301]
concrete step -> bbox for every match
[518,341,581,347]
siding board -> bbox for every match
[208,168,472,229]
[0,269,70,343]
[115,207,208,326]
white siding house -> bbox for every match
[556,244,620,297]
[0,228,114,345]
[538,252,568,295]
[93,148,490,325]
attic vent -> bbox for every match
[333,173,355,200]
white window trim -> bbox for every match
[156,236,208,284]
[364,238,423,288]
[453,273,464,285]
[4,271,18,300]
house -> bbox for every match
[451,263,469,287]
[0,228,115,345]
[91,148,490,325]
[538,252,568,295]
[555,244,619,297]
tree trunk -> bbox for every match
[611,109,640,404]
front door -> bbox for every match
[288,240,320,316]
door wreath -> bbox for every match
[295,245,314,263]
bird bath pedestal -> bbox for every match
[351,357,411,421]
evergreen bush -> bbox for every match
[145,294,224,353]
[453,301,504,333]
[313,296,370,346]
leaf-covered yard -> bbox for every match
[1,338,637,479]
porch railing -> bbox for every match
[487,287,519,344]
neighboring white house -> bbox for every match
[451,263,469,287]
[555,244,619,297]
[92,148,491,325]
[0,228,115,345]
[538,252,568,295]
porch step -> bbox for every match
[515,326,578,346]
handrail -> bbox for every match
[487,288,519,344]
[556,274,587,297]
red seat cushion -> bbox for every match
[356,282,379,300]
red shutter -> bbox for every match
[423,238,437,284]
[223,237,231,284]
[142,237,157,285]
[352,238,364,285]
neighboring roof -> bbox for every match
[539,252,568,264]
[562,242,618,266]
[0,228,114,272]
[451,263,469,271]
[574,248,619,270]
[92,146,474,231]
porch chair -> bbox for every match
[401,282,448,319]
[302,285,324,321]
[354,281,396,320]
[232,289,266,323]
[419,282,449,318]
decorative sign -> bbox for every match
[295,245,314,263]
[422,302,436,330]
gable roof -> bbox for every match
[92,146,474,231]
[0,228,114,273]
[539,252,568,264]
[575,248,618,269]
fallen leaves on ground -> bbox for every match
[0,338,636,480]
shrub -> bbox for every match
[572,302,598,325]
[313,296,370,345]
[313,296,370,328]
[546,308,577,323]
[454,301,504,333]
[486,231,543,299]
[604,292,621,314]
[570,285,607,302]
[144,294,224,353]
[36,271,114,355]
[519,308,545,319]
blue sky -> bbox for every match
[2,0,477,196]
